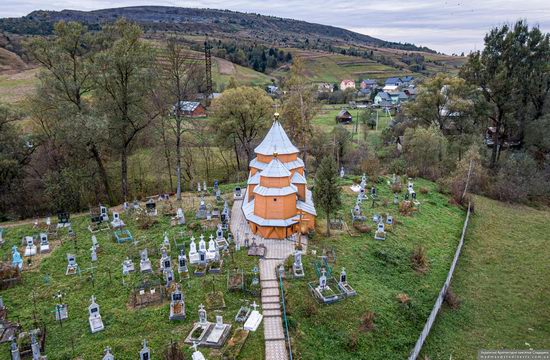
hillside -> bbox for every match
[423,196,550,358]
[0,6,435,53]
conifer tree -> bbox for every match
[313,156,342,236]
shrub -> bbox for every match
[391,182,402,193]
[396,293,410,305]
[419,187,428,194]
[345,332,358,352]
[410,245,429,273]
[359,311,376,332]
[300,296,318,318]
[398,201,415,216]
[444,287,461,309]
[353,223,371,233]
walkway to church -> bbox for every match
[231,195,307,360]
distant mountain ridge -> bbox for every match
[0,6,436,53]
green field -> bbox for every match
[423,196,550,358]
[284,176,466,359]
[0,193,263,359]
[271,50,413,84]
[312,105,393,148]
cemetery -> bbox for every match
[0,174,468,359]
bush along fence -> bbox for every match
[409,160,473,360]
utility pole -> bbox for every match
[204,36,213,106]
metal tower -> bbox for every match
[204,36,213,105]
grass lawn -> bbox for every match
[283,176,466,359]
[422,196,550,359]
[0,68,39,103]
[313,105,393,148]
[0,192,263,359]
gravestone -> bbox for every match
[30,333,41,359]
[122,257,135,275]
[88,295,105,333]
[197,182,201,192]
[100,205,109,222]
[176,208,186,225]
[293,250,304,278]
[163,232,171,251]
[91,235,99,250]
[374,222,386,240]
[139,339,151,360]
[0,227,3,245]
[215,189,222,202]
[57,212,70,228]
[111,212,125,229]
[65,254,79,275]
[91,246,97,262]
[12,246,23,270]
[140,249,152,273]
[178,249,188,274]
[233,187,243,200]
[206,235,218,262]
[39,233,49,253]
[394,193,399,205]
[102,347,114,360]
[243,301,263,331]
[10,339,20,360]
[191,342,206,360]
[164,269,175,286]
[169,284,185,320]
[340,166,345,178]
[203,181,207,193]
[54,303,68,321]
[188,237,200,264]
[198,303,207,326]
[145,199,157,216]
[196,197,207,219]
[23,236,36,257]
[337,267,357,297]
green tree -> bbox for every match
[157,37,204,200]
[26,21,115,203]
[461,21,550,167]
[281,57,319,165]
[403,126,448,179]
[93,19,158,200]
[313,156,342,236]
[210,86,273,165]
[0,104,35,217]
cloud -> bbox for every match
[0,0,548,54]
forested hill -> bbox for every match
[0,6,436,53]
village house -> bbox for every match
[335,109,353,124]
[383,84,401,94]
[385,77,402,87]
[360,79,378,90]
[340,79,356,91]
[175,101,207,117]
[318,83,333,93]
[400,76,414,87]
[374,91,392,106]
[389,92,409,104]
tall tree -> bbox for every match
[0,104,35,217]
[93,20,159,200]
[26,21,115,203]
[157,37,204,200]
[461,21,550,167]
[210,86,273,165]
[281,57,319,165]
[313,156,342,236]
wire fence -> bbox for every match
[408,160,474,360]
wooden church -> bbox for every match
[242,116,317,239]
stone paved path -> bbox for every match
[231,193,307,360]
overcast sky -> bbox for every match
[1,0,549,54]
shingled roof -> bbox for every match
[254,121,299,156]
